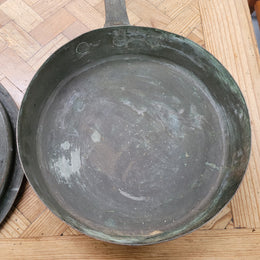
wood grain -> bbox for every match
[158,0,193,18]
[30,8,75,45]
[23,0,39,6]
[128,0,171,29]
[65,0,104,30]
[0,22,40,60]
[62,226,81,236]
[200,0,260,228]
[0,0,43,32]
[0,35,6,52]
[0,9,11,26]
[15,185,46,223]
[20,209,68,237]
[166,5,200,35]
[31,0,71,19]
[187,26,204,47]
[0,229,260,259]
[0,77,23,106]
[146,0,164,7]
[62,20,89,40]
[0,0,258,258]
[0,48,35,91]
[0,208,30,238]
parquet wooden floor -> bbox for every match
[0,0,259,258]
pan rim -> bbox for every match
[17,25,251,245]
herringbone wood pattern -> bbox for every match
[0,0,258,241]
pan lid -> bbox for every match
[0,84,23,224]
[0,102,13,199]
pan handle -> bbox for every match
[104,0,130,27]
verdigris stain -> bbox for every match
[52,148,81,181]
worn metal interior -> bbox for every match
[17,0,250,245]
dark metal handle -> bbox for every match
[104,0,130,27]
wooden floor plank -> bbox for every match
[0,0,258,258]
[65,0,104,30]
[0,48,35,91]
[187,26,205,47]
[62,226,82,236]
[0,35,6,52]
[23,0,39,6]
[0,208,30,238]
[127,0,171,30]
[30,8,76,45]
[0,229,260,259]
[0,9,11,26]
[0,0,43,32]
[16,186,47,223]
[31,0,71,19]
[200,0,260,228]
[20,209,68,237]
[0,22,41,60]
[166,6,200,36]
[62,21,89,40]
[158,0,193,19]
[0,77,23,106]
[146,0,164,8]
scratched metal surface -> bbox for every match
[17,26,251,244]
[37,55,224,232]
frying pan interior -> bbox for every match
[17,16,250,245]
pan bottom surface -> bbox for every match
[36,54,226,236]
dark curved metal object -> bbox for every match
[17,0,250,245]
[0,84,23,224]
[0,102,13,198]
